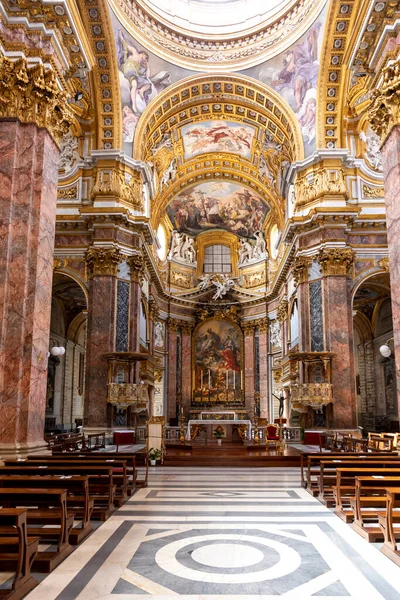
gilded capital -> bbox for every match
[292,255,312,286]
[128,254,145,284]
[277,299,289,323]
[369,58,400,141]
[148,295,160,320]
[181,321,194,335]
[318,248,355,277]
[0,56,73,146]
[91,168,144,211]
[167,318,180,332]
[85,247,122,278]
[378,256,390,272]
[242,322,256,336]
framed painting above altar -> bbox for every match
[193,319,243,405]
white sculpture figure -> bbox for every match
[168,230,184,260]
[359,130,382,171]
[59,132,81,173]
[270,320,281,349]
[212,274,236,300]
[159,157,177,190]
[180,234,196,264]
[198,274,212,290]
[253,230,267,258]
[259,154,275,184]
[151,133,173,154]
[154,321,164,348]
[238,238,253,265]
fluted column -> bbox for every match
[0,58,72,457]
[84,248,121,427]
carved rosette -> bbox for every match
[292,256,313,286]
[277,299,289,323]
[0,56,73,146]
[85,247,122,278]
[368,58,400,141]
[128,254,145,285]
[318,248,355,277]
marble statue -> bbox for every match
[238,238,253,265]
[151,133,173,154]
[212,274,236,300]
[198,274,212,290]
[168,230,184,260]
[270,319,281,349]
[259,154,275,184]
[360,130,382,171]
[59,132,81,173]
[253,230,267,258]
[159,157,177,190]
[180,235,196,264]
[168,231,196,263]
[154,321,164,348]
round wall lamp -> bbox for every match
[379,337,394,358]
[48,345,66,357]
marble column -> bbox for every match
[319,248,357,429]
[181,326,192,416]
[167,320,178,423]
[84,248,121,428]
[128,254,144,355]
[244,328,255,415]
[0,121,60,457]
[293,256,313,351]
[258,326,269,421]
[381,125,400,420]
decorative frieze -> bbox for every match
[85,247,122,278]
[91,168,143,210]
[318,248,355,277]
[295,168,347,207]
[0,56,73,146]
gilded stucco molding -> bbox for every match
[110,0,326,72]
[277,299,289,323]
[292,256,313,286]
[91,166,144,210]
[0,56,73,146]
[128,253,145,284]
[378,256,390,272]
[294,166,347,209]
[368,57,400,142]
[318,247,355,276]
[85,247,122,277]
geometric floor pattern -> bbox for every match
[26,467,400,599]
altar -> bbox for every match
[186,418,252,441]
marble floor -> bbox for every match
[26,467,400,600]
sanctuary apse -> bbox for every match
[0,0,400,458]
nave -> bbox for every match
[25,468,400,600]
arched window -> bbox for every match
[203,244,231,273]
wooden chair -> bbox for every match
[266,423,280,449]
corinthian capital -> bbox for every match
[128,253,145,284]
[292,255,313,286]
[0,56,73,146]
[85,247,122,278]
[369,57,400,141]
[318,248,355,277]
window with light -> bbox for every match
[203,244,231,273]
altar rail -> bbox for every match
[136,425,301,444]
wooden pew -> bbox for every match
[378,488,400,566]
[50,452,138,496]
[0,476,93,544]
[0,465,115,521]
[0,508,39,600]
[318,457,400,506]
[133,450,149,488]
[0,488,73,572]
[333,469,400,524]
[17,458,128,507]
[349,476,400,541]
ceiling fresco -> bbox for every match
[166,181,269,239]
[181,121,256,160]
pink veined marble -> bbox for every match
[244,332,255,414]
[181,331,192,414]
[0,121,59,450]
[258,330,269,420]
[167,328,178,422]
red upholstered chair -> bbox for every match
[266,424,280,449]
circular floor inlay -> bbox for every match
[155,533,301,583]
[191,543,264,569]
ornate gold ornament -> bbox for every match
[0,56,73,146]
[85,247,122,278]
[290,383,333,410]
[368,57,400,141]
[295,168,347,208]
[148,295,159,320]
[242,317,269,335]
[167,318,180,332]
[91,169,143,210]
[362,184,384,199]
[318,248,355,277]
[128,253,145,284]
[170,269,192,289]
[57,186,78,200]
[181,321,194,335]
[242,271,265,289]
[153,368,163,382]
[378,257,390,272]
[277,299,289,323]
[292,255,313,286]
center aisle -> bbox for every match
[27,467,400,599]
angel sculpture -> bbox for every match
[159,157,177,191]
[253,230,267,258]
[212,275,236,300]
[198,274,212,291]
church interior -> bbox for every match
[2,0,400,597]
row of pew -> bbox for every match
[0,449,148,600]
[301,450,400,567]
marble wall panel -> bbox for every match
[116,280,130,352]
[167,329,178,422]
[309,280,324,352]
[258,330,269,420]
[244,333,255,415]
[181,332,192,414]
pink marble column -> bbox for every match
[84,273,118,427]
[181,330,192,415]
[244,330,255,415]
[0,121,59,456]
[258,329,269,421]
[167,324,178,423]
[381,124,400,420]
[323,274,357,428]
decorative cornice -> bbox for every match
[85,247,122,277]
[127,253,145,284]
[0,56,73,146]
[318,248,355,277]
[277,299,289,323]
[292,255,313,286]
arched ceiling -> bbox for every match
[135,73,304,234]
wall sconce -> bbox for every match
[48,344,66,357]
[379,337,394,358]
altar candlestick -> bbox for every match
[233,370,235,389]
[201,370,203,388]
[226,370,228,389]
[208,370,211,388]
